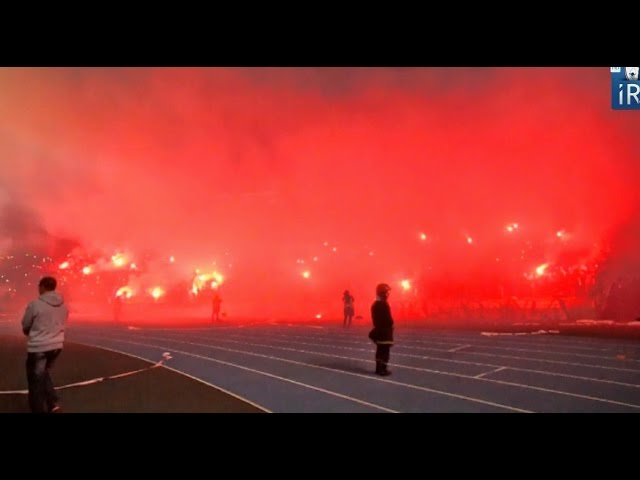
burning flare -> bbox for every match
[191,271,225,295]
[111,253,128,268]
[150,286,165,300]
[536,263,549,276]
[116,286,133,299]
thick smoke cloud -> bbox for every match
[0,67,638,319]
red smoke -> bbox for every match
[1,67,638,321]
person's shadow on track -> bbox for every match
[314,362,374,375]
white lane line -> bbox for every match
[228,330,640,388]
[237,327,639,362]
[421,330,640,350]
[75,334,397,413]
[155,330,640,410]
[70,340,272,413]
[81,332,529,413]
[249,324,640,354]
[475,367,507,379]
[235,328,640,373]
[184,330,640,378]
[399,344,640,373]
[71,324,640,375]
[448,345,471,352]
[401,338,640,363]
[70,323,640,355]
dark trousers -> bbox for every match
[26,349,61,413]
[375,343,391,364]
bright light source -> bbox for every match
[116,286,133,299]
[401,279,411,291]
[536,264,549,276]
[150,287,165,300]
[111,253,127,268]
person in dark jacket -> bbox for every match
[369,283,394,376]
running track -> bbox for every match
[2,320,640,413]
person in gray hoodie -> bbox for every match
[21,276,69,413]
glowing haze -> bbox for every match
[1,67,638,320]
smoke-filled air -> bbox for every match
[1,67,639,324]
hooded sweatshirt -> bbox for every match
[21,291,68,353]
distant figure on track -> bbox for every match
[21,276,69,413]
[368,283,394,376]
[211,291,222,323]
[342,290,355,327]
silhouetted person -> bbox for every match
[21,276,69,413]
[211,291,222,323]
[369,283,394,376]
[342,290,355,327]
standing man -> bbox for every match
[211,290,222,323]
[342,290,355,327]
[369,283,394,376]
[21,276,69,413]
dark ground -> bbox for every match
[0,334,264,413]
